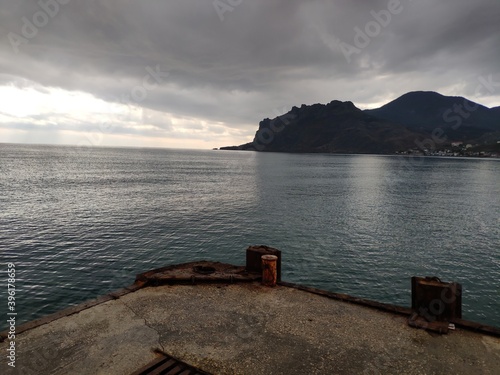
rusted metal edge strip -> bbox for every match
[0,281,147,343]
[279,281,412,316]
[451,318,500,337]
[279,281,500,338]
[135,261,243,283]
[135,261,209,282]
[145,275,260,287]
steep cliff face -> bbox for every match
[220,92,500,154]
[221,100,424,154]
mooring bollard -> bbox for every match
[408,276,462,334]
[411,276,462,321]
[246,245,281,281]
[261,255,278,287]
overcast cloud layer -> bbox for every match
[1,0,499,148]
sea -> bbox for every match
[0,143,499,331]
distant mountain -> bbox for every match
[365,91,500,143]
[221,101,425,154]
[220,92,500,154]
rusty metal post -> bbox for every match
[261,255,278,287]
[246,245,281,281]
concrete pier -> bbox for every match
[1,277,499,374]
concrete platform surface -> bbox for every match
[2,282,500,375]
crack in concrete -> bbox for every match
[120,300,166,353]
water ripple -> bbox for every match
[0,145,499,330]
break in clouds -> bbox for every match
[0,0,499,148]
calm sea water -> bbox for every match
[0,144,499,330]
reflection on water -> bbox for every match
[0,144,499,330]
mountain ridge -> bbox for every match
[220,91,500,154]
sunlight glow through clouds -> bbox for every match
[0,85,123,118]
[0,84,253,148]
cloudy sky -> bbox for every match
[1,0,499,149]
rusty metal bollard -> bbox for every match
[246,245,281,281]
[261,255,278,287]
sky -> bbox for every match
[1,0,499,149]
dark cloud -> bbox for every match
[0,0,499,146]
